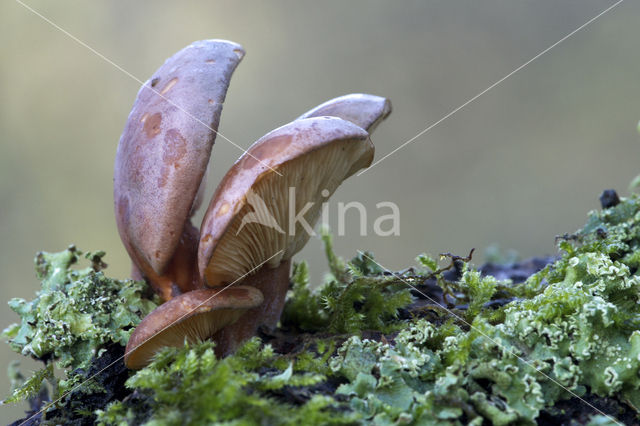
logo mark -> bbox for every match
[236,189,285,235]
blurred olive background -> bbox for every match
[2,0,640,420]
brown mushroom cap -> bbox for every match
[114,39,244,278]
[297,93,391,133]
[124,286,263,369]
[198,116,373,287]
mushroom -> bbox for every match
[115,41,395,360]
[114,39,244,301]
[197,117,375,355]
[297,93,392,133]
[124,286,263,369]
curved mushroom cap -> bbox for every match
[198,117,373,287]
[297,93,391,133]
[114,39,244,275]
[125,286,263,369]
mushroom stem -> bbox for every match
[164,221,202,295]
[212,259,291,357]
[130,221,202,301]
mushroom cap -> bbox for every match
[297,93,391,133]
[198,117,373,287]
[124,286,263,369]
[114,39,244,275]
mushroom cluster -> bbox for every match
[114,39,392,368]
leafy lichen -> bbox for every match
[324,195,640,424]
[2,246,157,404]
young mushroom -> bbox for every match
[114,39,244,301]
[124,286,263,369]
[198,117,375,355]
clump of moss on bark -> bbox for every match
[5,192,640,425]
[96,339,354,425]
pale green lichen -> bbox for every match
[325,195,640,424]
[2,246,157,403]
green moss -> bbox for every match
[96,340,357,426]
[282,229,412,334]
